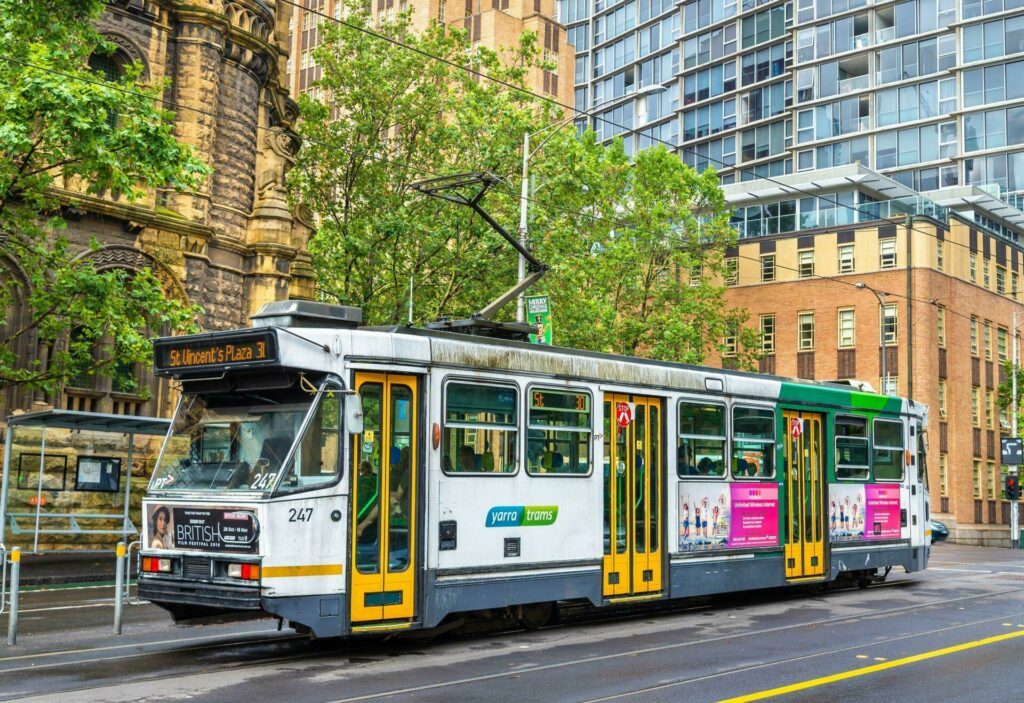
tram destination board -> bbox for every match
[154,330,278,373]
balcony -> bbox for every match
[875,26,895,44]
[838,74,869,94]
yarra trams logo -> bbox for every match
[485,505,559,528]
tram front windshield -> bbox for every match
[150,389,313,493]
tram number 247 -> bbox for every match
[288,507,313,522]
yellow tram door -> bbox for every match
[602,394,663,598]
[783,410,826,580]
[350,373,419,624]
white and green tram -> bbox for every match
[139,301,930,636]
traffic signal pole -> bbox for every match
[1013,311,1019,550]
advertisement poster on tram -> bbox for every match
[829,485,866,542]
[864,484,902,540]
[678,483,779,550]
[145,504,260,553]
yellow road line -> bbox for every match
[262,564,343,578]
[719,629,1024,703]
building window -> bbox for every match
[725,257,738,286]
[999,327,1008,362]
[971,316,979,356]
[937,306,946,347]
[798,311,815,351]
[760,313,776,353]
[938,379,947,419]
[689,263,702,287]
[798,249,814,278]
[997,265,1007,294]
[723,323,738,357]
[838,308,855,348]
[879,238,897,269]
[984,320,992,360]
[761,254,776,282]
[973,460,981,498]
[939,453,947,497]
[936,241,944,271]
[881,375,898,395]
[838,244,854,273]
[1013,271,1019,300]
[438,0,446,22]
[970,253,977,282]
[986,389,994,429]
[983,258,991,288]
[989,462,997,499]
[972,387,981,427]
[881,303,897,346]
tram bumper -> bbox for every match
[139,575,263,623]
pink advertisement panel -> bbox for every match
[864,484,902,540]
[728,483,779,548]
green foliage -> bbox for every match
[291,11,758,367]
[0,0,208,393]
[997,359,1024,436]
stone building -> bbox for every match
[286,0,575,109]
[706,164,1024,545]
[1,0,313,423]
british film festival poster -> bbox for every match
[526,295,552,345]
[864,484,902,540]
[727,483,779,548]
[829,484,866,542]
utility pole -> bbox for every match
[517,132,530,323]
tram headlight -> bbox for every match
[227,563,260,580]
[142,557,173,573]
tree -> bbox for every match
[290,11,759,367]
[998,359,1024,436]
[0,0,207,394]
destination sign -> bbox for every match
[154,332,277,372]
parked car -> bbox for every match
[930,520,949,543]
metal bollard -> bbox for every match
[114,542,125,635]
[7,547,19,646]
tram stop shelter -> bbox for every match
[1,410,169,553]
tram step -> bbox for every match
[350,620,415,633]
[605,592,664,605]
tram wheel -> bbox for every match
[518,602,555,630]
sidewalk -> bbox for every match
[8,550,118,586]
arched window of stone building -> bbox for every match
[0,257,36,418]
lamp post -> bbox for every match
[856,282,889,394]
[516,83,668,322]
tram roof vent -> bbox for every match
[823,378,877,393]
[250,300,363,329]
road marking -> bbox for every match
[929,568,992,573]
[18,603,112,614]
[718,629,1024,703]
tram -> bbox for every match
[139,300,930,637]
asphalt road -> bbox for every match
[2,543,1023,702]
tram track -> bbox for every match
[4,577,1017,703]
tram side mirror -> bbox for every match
[345,393,364,435]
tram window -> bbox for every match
[835,416,869,480]
[678,402,726,478]
[873,418,904,481]
[277,391,343,493]
[731,407,775,479]
[443,382,517,474]
[526,388,592,476]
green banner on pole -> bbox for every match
[526,295,552,345]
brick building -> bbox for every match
[286,0,574,108]
[708,164,1024,544]
[1,0,314,422]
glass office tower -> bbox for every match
[560,0,1024,210]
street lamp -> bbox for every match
[855,282,890,394]
[515,83,669,322]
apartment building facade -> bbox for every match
[559,0,1023,205]
[287,0,575,108]
[707,166,1024,543]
